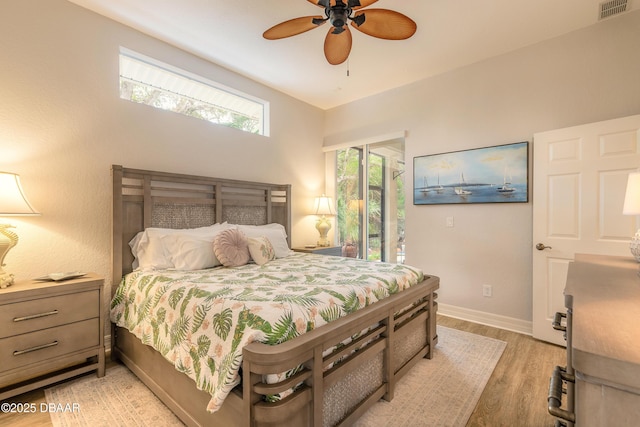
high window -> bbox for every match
[119,48,269,136]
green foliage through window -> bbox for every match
[336,144,406,263]
[336,148,362,252]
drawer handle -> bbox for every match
[13,310,59,322]
[552,312,566,332]
[13,340,59,356]
[548,365,575,423]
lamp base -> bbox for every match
[315,216,331,247]
[630,230,640,262]
[0,269,15,289]
[0,224,18,288]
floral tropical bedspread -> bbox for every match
[110,253,424,413]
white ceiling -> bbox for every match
[67,0,638,110]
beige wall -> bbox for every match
[323,10,640,330]
[0,0,325,299]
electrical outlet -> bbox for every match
[446,216,454,227]
[482,284,492,297]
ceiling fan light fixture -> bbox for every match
[329,9,349,28]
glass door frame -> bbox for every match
[368,150,386,262]
[332,133,405,263]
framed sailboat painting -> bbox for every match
[413,141,529,205]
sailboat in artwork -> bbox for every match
[435,172,444,193]
[420,177,433,193]
[497,168,515,193]
[454,172,472,195]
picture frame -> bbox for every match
[413,141,529,205]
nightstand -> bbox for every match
[0,274,105,400]
[293,246,343,257]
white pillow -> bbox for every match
[238,224,292,258]
[130,228,179,270]
[130,223,231,270]
[161,234,221,270]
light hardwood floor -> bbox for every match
[0,315,566,426]
[439,315,566,426]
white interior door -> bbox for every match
[532,115,640,345]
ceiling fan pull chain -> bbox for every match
[347,59,350,77]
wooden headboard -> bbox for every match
[111,165,291,294]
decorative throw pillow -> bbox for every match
[238,224,293,258]
[248,236,276,265]
[213,228,250,267]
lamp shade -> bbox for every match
[623,172,640,215]
[314,194,334,216]
[0,172,39,216]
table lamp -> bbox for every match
[0,172,40,288]
[623,171,640,262]
[314,194,334,247]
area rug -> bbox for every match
[45,364,183,427]
[45,326,505,427]
[354,326,506,427]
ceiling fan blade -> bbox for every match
[348,0,378,10]
[263,16,326,40]
[324,26,352,65]
[350,9,417,40]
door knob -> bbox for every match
[536,243,552,251]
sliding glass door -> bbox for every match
[336,138,405,263]
[336,147,363,258]
[368,151,384,261]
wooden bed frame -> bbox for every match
[111,165,439,427]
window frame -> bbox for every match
[119,47,270,136]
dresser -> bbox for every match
[549,255,640,426]
[0,274,105,400]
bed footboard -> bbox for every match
[242,275,439,427]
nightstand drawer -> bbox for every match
[0,289,99,339]
[0,318,99,372]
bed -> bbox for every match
[110,165,439,427]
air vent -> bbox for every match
[598,0,629,20]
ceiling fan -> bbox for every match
[263,0,417,65]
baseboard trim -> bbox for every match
[438,303,533,336]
